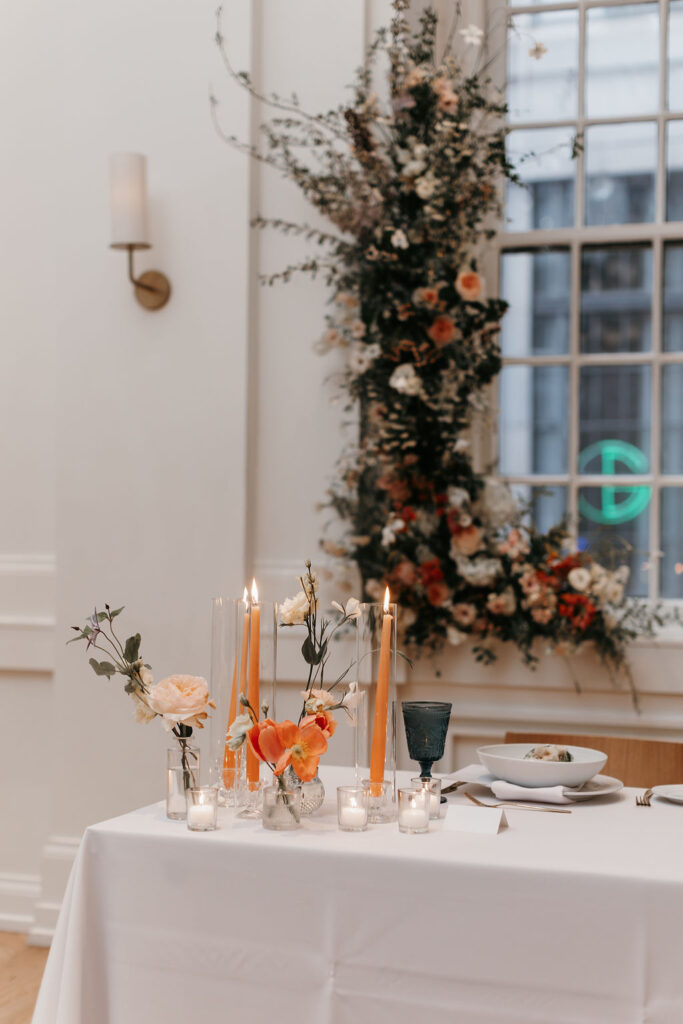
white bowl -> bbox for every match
[477,744,608,788]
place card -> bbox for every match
[442,804,507,835]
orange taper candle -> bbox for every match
[369,587,393,791]
[223,589,249,789]
[246,579,261,787]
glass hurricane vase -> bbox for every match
[166,741,200,820]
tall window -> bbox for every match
[497,0,683,600]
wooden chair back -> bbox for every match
[504,732,683,788]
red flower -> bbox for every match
[426,581,451,607]
[419,558,444,586]
[559,593,596,631]
[552,555,583,578]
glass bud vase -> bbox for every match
[166,743,200,820]
[262,782,302,830]
[284,765,325,816]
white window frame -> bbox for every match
[490,0,683,602]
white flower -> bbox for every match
[448,486,470,509]
[456,556,502,588]
[226,712,252,751]
[605,581,624,605]
[348,344,374,376]
[389,363,422,396]
[454,438,470,453]
[415,175,437,200]
[478,478,516,529]
[139,665,153,688]
[340,681,363,710]
[568,567,591,592]
[403,158,427,177]
[459,24,484,47]
[330,597,361,620]
[528,41,547,60]
[447,626,468,646]
[131,693,156,724]
[381,517,405,547]
[365,578,384,600]
[350,319,366,339]
[280,590,309,625]
[391,229,409,249]
[365,343,381,361]
[614,565,630,585]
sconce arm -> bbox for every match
[127,246,163,294]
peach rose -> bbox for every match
[455,270,483,302]
[452,525,483,556]
[427,315,458,347]
[453,603,477,626]
[146,675,211,731]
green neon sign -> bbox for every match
[578,439,651,526]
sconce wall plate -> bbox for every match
[133,269,171,311]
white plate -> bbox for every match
[652,784,683,804]
[564,774,623,801]
[477,743,608,788]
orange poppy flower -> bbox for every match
[274,720,328,782]
[300,710,337,740]
[247,719,284,765]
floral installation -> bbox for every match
[68,604,214,785]
[212,2,669,702]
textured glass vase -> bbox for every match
[283,766,325,815]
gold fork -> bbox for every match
[636,788,653,807]
[465,792,572,814]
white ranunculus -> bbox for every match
[280,590,309,625]
[456,556,502,588]
[568,567,591,593]
[226,712,252,751]
[479,477,517,529]
[391,229,409,249]
[447,625,468,646]
[389,363,422,396]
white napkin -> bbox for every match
[490,780,573,805]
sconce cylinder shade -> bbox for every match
[110,152,150,249]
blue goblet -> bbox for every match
[401,701,452,779]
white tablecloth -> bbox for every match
[33,767,683,1024]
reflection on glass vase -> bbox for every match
[166,742,200,820]
[283,765,325,815]
[262,781,302,831]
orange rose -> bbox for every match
[427,315,458,347]
[455,270,483,302]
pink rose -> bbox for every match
[147,674,211,731]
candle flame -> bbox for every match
[242,586,249,607]
[383,586,391,613]
[251,578,259,604]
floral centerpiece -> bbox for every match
[212,2,670,702]
[227,562,362,815]
[68,605,213,806]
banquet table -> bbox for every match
[32,766,683,1024]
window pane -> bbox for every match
[507,11,578,124]
[663,243,683,350]
[578,489,650,597]
[579,366,651,464]
[660,488,683,597]
[501,250,570,357]
[669,0,683,109]
[499,366,569,475]
[505,128,575,231]
[585,122,656,226]
[666,121,683,221]
[511,484,567,533]
[661,365,683,473]
[580,246,652,354]
[586,4,659,118]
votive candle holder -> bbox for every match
[398,787,429,834]
[337,786,369,832]
[411,776,442,820]
[362,778,395,824]
[186,786,218,832]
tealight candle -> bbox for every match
[398,787,429,834]
[411,777,442,820]
[186,786,218,832]
[337,786,369,832]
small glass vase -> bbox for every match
[283,765,325,815]
[166,742,200,820]
[262,782,302,830]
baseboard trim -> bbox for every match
[0,872,40,933]
[26,835,80,946]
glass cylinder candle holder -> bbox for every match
[166,743,200,820]
[362,778,395,824]
[411,777,442,820]
[337,786,369,832]
[208,591,277,810]
[186,786,218,832]
[262,783,302,831]
[398,786,430,834]
[356,600,397,802]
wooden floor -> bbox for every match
[0,933,48,1024]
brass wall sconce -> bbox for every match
[109,153,171,311]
